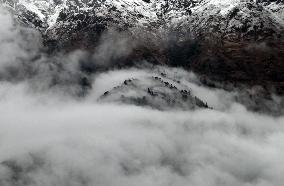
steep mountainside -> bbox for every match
[2,0,284,93]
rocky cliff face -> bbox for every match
[2,0,284,93]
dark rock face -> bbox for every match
[181,1,284,93]
[2,0,284,93]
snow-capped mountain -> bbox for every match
[4,0,283,29]
[2,0,284,93]
[4,0,283,49]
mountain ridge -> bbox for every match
[2,0,284,93]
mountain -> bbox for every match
[5,0,283,32]
[2,0,284,93]
[99,75,210,110]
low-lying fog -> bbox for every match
[0,5,284,186]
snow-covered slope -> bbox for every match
[1,0,284,92]
[99,75,210,110]
[3,0,284,33]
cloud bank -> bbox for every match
[0,81,284,186]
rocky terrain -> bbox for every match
[2,0,283,94]
[0,0,283,104]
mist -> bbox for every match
[0,4,284,186]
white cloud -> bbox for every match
[0,6,42,71]
[0,70,284,186]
